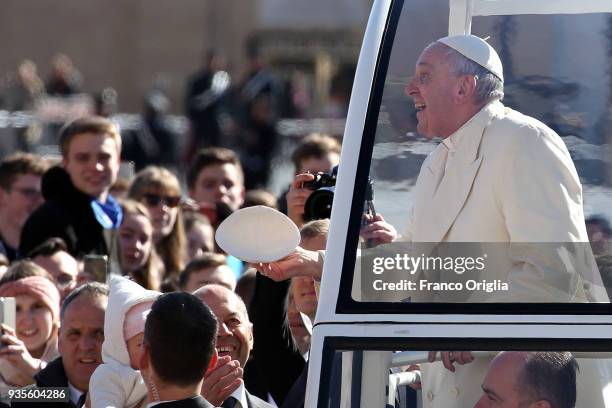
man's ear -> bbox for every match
[454,75,477,103]
[0,188,8,206]
[239,186,246,206]
[57,328,63,351]
[205,349,219,376]
[139,343,150,372]
[113,153,121,168]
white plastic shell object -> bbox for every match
[215,205,301,263]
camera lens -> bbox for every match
[304,187,334,221]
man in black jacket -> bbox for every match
[139,292,219,408]
[19,116,123,259]
[11,282,108,408]
[249,220,329,408]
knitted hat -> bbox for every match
[123,299,154,341]
[0,276,60,323]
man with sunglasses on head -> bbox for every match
[20,116,123,260]
[0,152,48,262]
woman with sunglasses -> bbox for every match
[127,166,186,288]
[117,199,162,290]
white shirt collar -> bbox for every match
[228,382,248,408]
[147,400,176,407]
[68,382,83,407]
[441,135,456,153]
[441,100,504,164]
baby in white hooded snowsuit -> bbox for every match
[88,275,160,408]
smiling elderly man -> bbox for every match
[193,284,272,408]
[402,34,602,297]
[400,32,610,407]
[255,33,608,408]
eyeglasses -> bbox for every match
[142,193,181,208]
[11,187,42,200]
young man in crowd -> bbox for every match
[0,152,48,262]
[194,285,273,408]
[19,116,122,258]
[187,147,245,222]
[139,292,219,408]
[179,253,236,293]
[29,237,79,301]
[186,147,248,280]
[13,282,108,408]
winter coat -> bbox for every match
[10,357,79,407]
[19,166,115,259]
[88,275,160,408]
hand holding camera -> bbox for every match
[287,167,339,228]
[286,173,316,228]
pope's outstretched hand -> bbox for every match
[256,246,324,281]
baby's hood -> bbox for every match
[102,275,161,366]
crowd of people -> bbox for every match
[0,29,609,408]
[0,112,345,407]
[0,54,82,113]
[0,46,354,191]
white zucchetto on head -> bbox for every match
[437,34,504,81]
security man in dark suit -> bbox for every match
[139,292,219,408]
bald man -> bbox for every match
[193,285,272,408]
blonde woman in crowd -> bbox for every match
[0,261,60,393]
[117,199,162,290]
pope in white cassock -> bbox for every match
[251,32,612,408]
[403,34,609,408]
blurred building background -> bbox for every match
[0,0,372,115]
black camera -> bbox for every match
[303,167,338,221]
[303,166,376,225]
